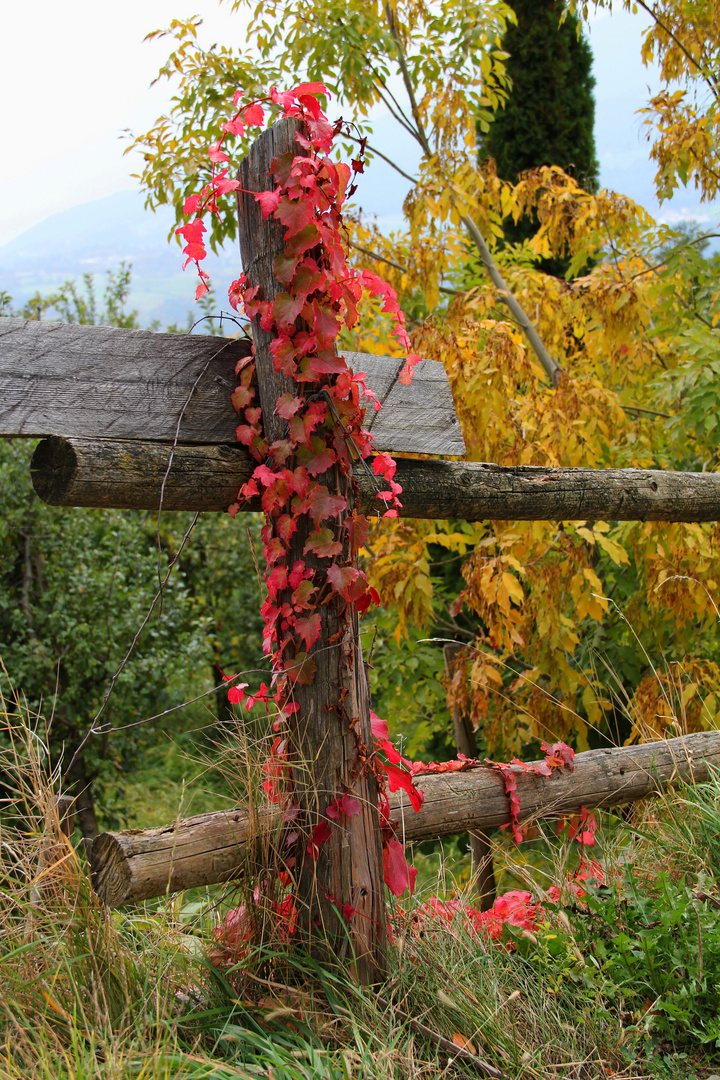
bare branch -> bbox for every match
[382,1,562,388]
[384,3,433,157]
[343,131,418,184]
[460,212,563,387]
[373,83,422,141]
[349,241,461,296]
[634,0,720,100]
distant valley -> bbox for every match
[0,190,243,329]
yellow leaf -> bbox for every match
[582,566,604,593]
[501,572,524,606]
[415,575,433,598]
[595,533,630,565]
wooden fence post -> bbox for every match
[29,793,75,909]
[236,118,386,981]
[443,645,496,911]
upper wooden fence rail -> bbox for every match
[0,318,465,456]
[28,435,720,521]
[4,317,720,522]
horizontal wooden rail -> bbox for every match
[88,731,720,906]
[0,319,464,456]
[31,435,720,521]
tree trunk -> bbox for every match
[65,752,99,839]
[236,118,386,981]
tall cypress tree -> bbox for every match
[479,0,598,272]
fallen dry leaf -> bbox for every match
[451,1032,477,1055]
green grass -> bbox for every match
[4,693,720,1078]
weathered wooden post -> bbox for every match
[236,118,386,979]
[443,644,496,910]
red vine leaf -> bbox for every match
[272,291,304,328]
[288,560,312,589]
[541,741,575,771]
[291,579,317,609]
[294,613,321,650]
[270,335,299,376]
[304,527,343,559]
[231,384,254,414]
[326,793,361,819]
[276,197,315,236]
[287,651,317,685]
[285,222,321,257]
[227,683,249,705]
[274,253,302,285]
[304,486,346,525]
[297,437,336,477]
[307,819,332,860]
[383,764,424,812]
[370,710,388,739]
[242,102,265,126]
[345,511,370,555]
[326,563,360,597]
[568,806,597,847]
[276,392,304,419]
[276,513,298,545]
[383,837,417,897]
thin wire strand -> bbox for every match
[155,328,247,589]
[63,511,200,779]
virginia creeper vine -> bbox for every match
[178,83,598,925]
[178,81,424,901]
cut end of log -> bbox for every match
[89,832,133,907]
[88,807,260,906]
[31,436,78,505]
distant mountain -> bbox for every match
[0,190,243,328]
[0,125,415,330]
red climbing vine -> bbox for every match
[179,84,597,937]
[178,82,423,904]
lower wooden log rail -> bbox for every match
[31,436,720,521]
[89,730,720,906]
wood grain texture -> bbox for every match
[32,436,720,522]
[347,353,464,456]
[89,730,720,906]
[236,117,304,447]
[0,318,252,443]
[0,318,463,456]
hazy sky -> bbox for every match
[1,1,717,247]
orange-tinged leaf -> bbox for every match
[451,1033,477,1055]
